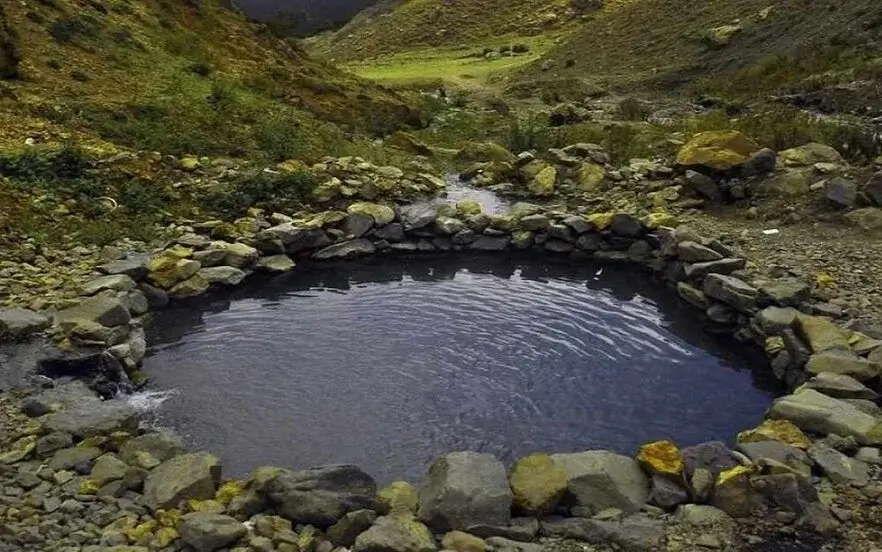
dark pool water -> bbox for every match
[143,256,778,483]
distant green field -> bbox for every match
[339,35,560,87]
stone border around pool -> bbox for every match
[1,200,881,552]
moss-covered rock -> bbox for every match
[353,514,437,552]
[676,130,760,172]
[348,202,396,226]
[508,453,567,515]
[147,254,201,290]
[455,142,515,164]
[441,531,487,552]
[529,166,556,196]
[577,162,606,190]
[456,200,483,217]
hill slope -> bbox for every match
[510,0,882,104]
[0,0,422,156]
[312,0,587,62]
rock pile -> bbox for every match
[1,194,882,551]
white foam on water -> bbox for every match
[124,389,178,411]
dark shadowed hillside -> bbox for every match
[234,0,382,35]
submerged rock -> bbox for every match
[419,452,513,532]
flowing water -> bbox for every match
[143,255,778,482]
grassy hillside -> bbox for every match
[510,0,882,104]
[0,0,423,158]
[0,0,431,251]
[312,0,585,63]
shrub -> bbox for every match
[616,97,652,121]
[512,43,530,54]
[254,111,305,162]
[50,15,103,44]
[203,170,317,217]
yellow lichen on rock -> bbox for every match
[636,440,684,477]
[737,419,812,449]
[125,520,158,545]
[78,478,101,495]
[215,480,245,505]
[587,212,616,230]
[509,453,567,515]
[441,530,488,552]
[642,212,679,229]
[529,166,557,196]
[377,481,419,515]
[676,130,760,171]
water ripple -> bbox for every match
[144,257,778,483]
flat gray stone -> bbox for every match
[800,373,879,400]
[769,389,882,445]
[400,204,437,231]
[805,352,881,382]
[314,239,376,260]
[809,444,870,486]
[197,266,247,286]
[757,306,799,334]
[540,514,664,552]
[80,274,136,296]
[255,255,296,273]
[97,259,148,280]
[353,515,437,552]
[179,512,247,552]
[677,241,723,263]
[684,258,746,279]
[703,274,758,312]
[43,400,139,438]
[469,236,511,251]
[0,309,51,340]
[736,441,812,476]
[56,296,131,327]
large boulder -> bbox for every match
[143,452,222,511]
[768,390,882,445]
[675,131,760,172]
[264,464,377,527]
[178,512,247,552]
[418,452,513,532]
[800,373,879,401]
[455,142,516,164]
[0,308,50,341]
[354,515,438,552]
[509,454,567,516]
[550,451,649,514]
